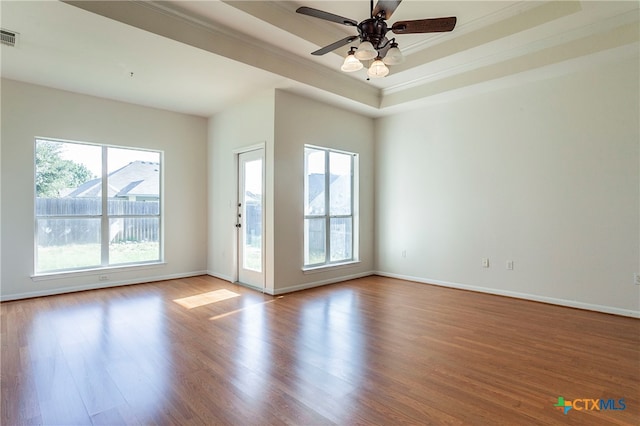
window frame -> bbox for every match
[303,145,358,269]
[33,137,164,276]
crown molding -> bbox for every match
[381,20,640,110]
[382,1,584,94]
[399,0,544,55]
[384,7,640,96]
[63,1,381,108]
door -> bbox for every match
[237,148,265,288]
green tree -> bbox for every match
[35,141,95,197]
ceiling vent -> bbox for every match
[1,29,18,47]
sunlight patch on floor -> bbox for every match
[209,296,283,320]
[173,289,240,309]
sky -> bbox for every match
[57,141,349,187]
[244,158,262,195]
[306,148,352,175]
[57,141,160,177]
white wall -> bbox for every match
[375,57,640,317]
[0,79,208,300]
[272,90,375,293]
[5,59,637,317]
[207,89,375,294]
[207,90,276,290]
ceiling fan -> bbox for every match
[296,0,457,78]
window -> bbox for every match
[35,138,162,274]
[304,146,357,267]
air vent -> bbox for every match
[1,29,18,47]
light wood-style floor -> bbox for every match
[1,275,638,425]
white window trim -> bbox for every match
[31,262,167,281]
[302,260,361,274]
[33,137,164,276]
[303,145,359,269]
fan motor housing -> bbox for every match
[358,18,388,47]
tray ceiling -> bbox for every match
[1,1,638,117]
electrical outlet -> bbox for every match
[506,260,514,270]
[482,258,489,268]
[402,250,406,258]
[635,273,640,286]
[99,275,109,282]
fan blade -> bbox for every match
[311,35,359,56]
[296,6,357,27]
[372,0,402,19]
[391,17,457,34]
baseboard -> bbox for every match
[375,271,640,319]
[1,270,208,302]
[206,270,376,296]
[272,271,375,295]
[237,281,270,294]
[206,270,234,283]
[7,268,636,318]
[206,271,272,294]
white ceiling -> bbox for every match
[1,1,638,118]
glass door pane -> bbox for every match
[237,148,265,289]
[243,158,262,272]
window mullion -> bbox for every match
[101,146,109,266]
[350,154,354,261]
[324,150,330,264]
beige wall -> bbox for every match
[207,90,276,290]
[3,55,638,317]
[0,79,208,300]
[207,90,375,294]
[272,90,375,293]
[375,57,640,316]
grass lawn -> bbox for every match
[37,242,159,272]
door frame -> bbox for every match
[232,143,266,291]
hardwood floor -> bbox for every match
[1,275,638,425]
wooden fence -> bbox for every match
[36,198,159,246]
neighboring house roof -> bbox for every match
[308,173,350,215]
[244,191,261,204]
[66,161,160,198]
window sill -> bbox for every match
[31,262,167,281]
[302,260,360,274]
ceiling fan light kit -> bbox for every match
[297,0,456,78]
[367,57,389,78]
[341,48,364,72]
[382,42,403,65]
[354,40,377,60]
